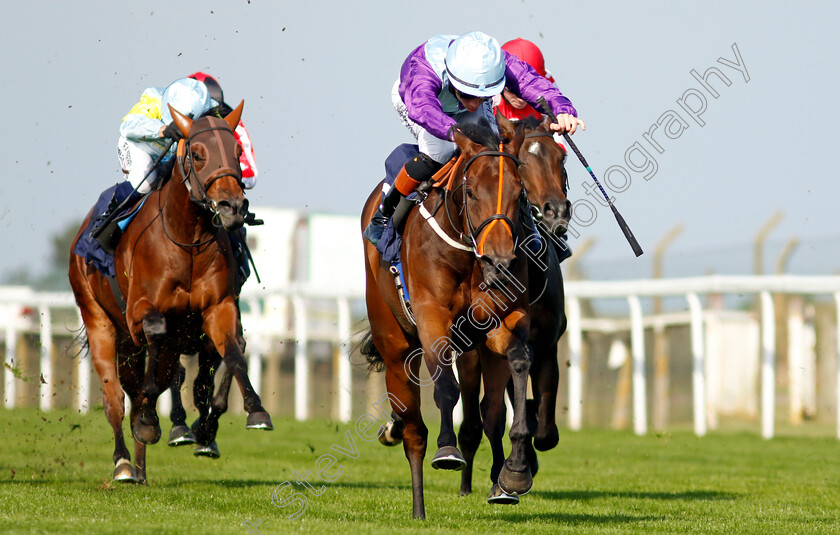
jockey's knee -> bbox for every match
[405,153,444,182]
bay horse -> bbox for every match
[370,114,571,505]
[361,117,534,519]
[456,114,570,501]
[510,115,570,453]
[69,102,270,483]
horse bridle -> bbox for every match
[176,123,244,218]
[158,122,243,249]
[522,131,569,196]
[458,144,521,256]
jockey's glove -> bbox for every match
[162,122,185,141]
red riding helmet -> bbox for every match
[501,38,554,83]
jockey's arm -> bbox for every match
[504,53,586,135]
[120,88,166,142]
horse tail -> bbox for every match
[357,329,385,373]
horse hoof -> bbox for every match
[498,464,533,496]
[132,421,161,445]
[167,425,196,447]
[377,421,402,446]
[113,459,136,483]
[487,483,520,505]
[246,412,274,430]
[431,446,466,471]
[534,424,559,452]
[194,442,221,459]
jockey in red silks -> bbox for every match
[494,38,572,261]
[364,31,585,245]
[92,73,257,289]
[187,72,258,189]
[187,72,259,290]
[93,77,213,252]
[495,38,555,122]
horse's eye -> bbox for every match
[465,188,477,200]
[191,151,205,162]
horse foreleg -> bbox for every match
[203,302,273,430]
[456,351,482,496]
[480,353,519,504]
[497,339,534,496]
[415,317,464,470]
[191,347,225,457]
[88,327,134,482]
[530,338,560,452]
[133,439,148,485]
[166,361,196,447]
[384,355,428,519]
[131,302,166,445]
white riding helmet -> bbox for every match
[444,31,506,98]
[160,77,211,125]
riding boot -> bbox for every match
[364,185,404,245]
[94,181,142,254]
[364,155,441,245]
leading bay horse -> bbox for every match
[361,117,534,519]
[69,102,270,483]
[456,114,571,501]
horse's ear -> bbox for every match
[452,127,481,156]
[495,110,516,143]
[224,100,244,131]
[509,121,526,158]
[168,104,192,137]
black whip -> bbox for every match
[537,97,643,257]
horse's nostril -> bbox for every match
[543,203,556,218]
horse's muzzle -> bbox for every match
[542,199,572,236]
[216,197,248,231]
[478,254,519,290]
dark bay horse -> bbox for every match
[361,118,535,519]
[512,115,570,453]
[69,102,270,483]
[456,115,571,501]
[372,114,571,506]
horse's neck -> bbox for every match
[159,170,213,244]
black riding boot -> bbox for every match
[365,154,443,246]
[93,181,142,254]
[364,186,403,245]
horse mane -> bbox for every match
[517,116,543,132]
[456,115,501,150]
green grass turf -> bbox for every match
[0,407,838,534]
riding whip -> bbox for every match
[91,138,176,239]
[537,97,644,257]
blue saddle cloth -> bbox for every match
[376,143,420,264]
[72,184,141,278]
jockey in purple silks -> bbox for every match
[364,30,586,245]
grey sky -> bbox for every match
[2,1,838,280]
